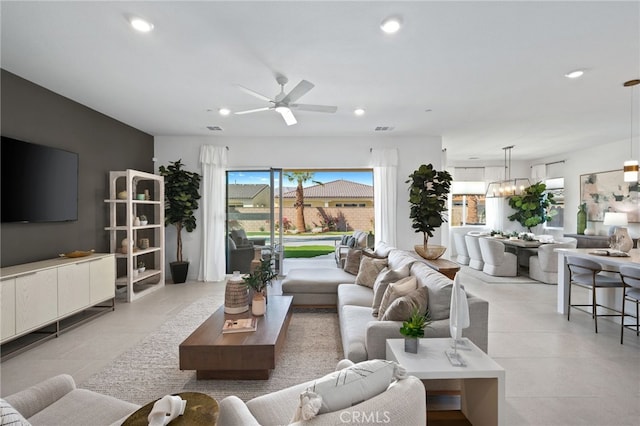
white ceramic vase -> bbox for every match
[252,293,266,316]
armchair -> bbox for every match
[217,360,426,426]
[230,228,266,247]
[528,237,577,284]
[335,230,368,266]
[227,237,256,274]
[479,237,517,276]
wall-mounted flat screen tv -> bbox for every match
[1,136,79,223]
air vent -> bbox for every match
[207,126,223,131]
[374,126,395,131]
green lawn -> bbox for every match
[284,245,335,258]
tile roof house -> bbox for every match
[282,180,374,208]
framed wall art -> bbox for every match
[580,169,639,222]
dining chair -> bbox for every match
[478,237,517,277]
[566,256,625,333]
[465,234,484,270]
[528,237,578,284]
[619,265,640,344]
[452,231,470,265]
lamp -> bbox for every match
[603,212,632,252]
[623,79,639,183]
[485,145,531,198]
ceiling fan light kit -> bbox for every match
[234,75,337,126]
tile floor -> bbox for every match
[1,265,639,425]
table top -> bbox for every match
[122,392,218,426]
[386,338,505,380]
[500,238,543,248]
[557,248,640,267]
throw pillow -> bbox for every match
[371,264,412,317]
[355,256,387,288]
[343,249,363,275]
[362,248,388,260]
[379,286,429,321]
[0,399,31,426]
[346,236,357,248]
[340,235,350,245]
[290,360,407,422]
[377,276,417,318]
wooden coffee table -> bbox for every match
[179,295,293,380]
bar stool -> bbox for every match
[619,265,640,344]
[566,256,625,333]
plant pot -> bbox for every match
[138,267,145,273]
[404,337,418,353]
[252,293,266,316]
[414,244,446,260]
[170,261,189,284]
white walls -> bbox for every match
[155,135,442,280]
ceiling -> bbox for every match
[2,1,639,162]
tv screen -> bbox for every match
[1,137,79,223]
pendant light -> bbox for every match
[486,146,530,198]
[623,79,640,183]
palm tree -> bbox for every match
[285,171,321,232]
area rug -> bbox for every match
[81,295,343,405]
[458,265,539,284]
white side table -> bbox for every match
[386,338,505,426]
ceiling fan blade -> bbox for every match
[238,85,273,102]
[289,103,337,113]
[281,80,314,104]
[276,106,297,126]
[234,107,272,115]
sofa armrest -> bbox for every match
[364,321,405,360]
[218,395,261,426]
[4,374,76,419]
[465,293,489,353]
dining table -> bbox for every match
[555,248,640,314]
[498,238,544,275]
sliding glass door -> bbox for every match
[226,169,283,274]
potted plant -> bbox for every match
[406,164,452,259]
[137,260,146,273]
[139,214,148,226]
[400,308,431,353]
[243,259,277,316]
[159,159,201,284]
[507,182,556,233]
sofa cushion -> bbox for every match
[343,249,362,275]
[337,284,373,311]
[378,276,417,319]
[0,398,31,426]
[411,262,453,321]
[371,264,412,317]
[379,286,429,321]
[355,257,387,288]
[373,242,395,257]
[339,305,375,362]
[292,360,405,421]
[282,268,356,295]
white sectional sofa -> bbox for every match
[282,242,489,362]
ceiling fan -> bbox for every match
[234,76,337,126]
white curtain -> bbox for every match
[199,145,228,282]
[370,148,398,247]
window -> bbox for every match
[451,194,486,226]
[544,177,564,228]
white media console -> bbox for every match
[0,253,115,359]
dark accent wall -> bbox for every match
[1,70,154,267]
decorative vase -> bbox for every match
[404,337,418,353]
[577,203,587,235]
[252,292,266,316]
[414,244,446,260]
[121,238,129,254]
[224,271,249,314]
[134,217,141,226]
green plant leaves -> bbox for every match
[407,164,452,241]
[507,182,555,232]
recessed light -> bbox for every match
[564,70,584,79]
[354,108,366,116]
[130,17,154,33]
[218,108,231,116]
[380,16,402,34]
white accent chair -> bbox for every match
[528,237,577,284]
[479,237,517,276]
[465,233,485,270]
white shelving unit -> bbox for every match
[105,170,165,302]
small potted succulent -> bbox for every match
[139,215,148,226]
[137,260,146,274]
[400,308,431,353]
